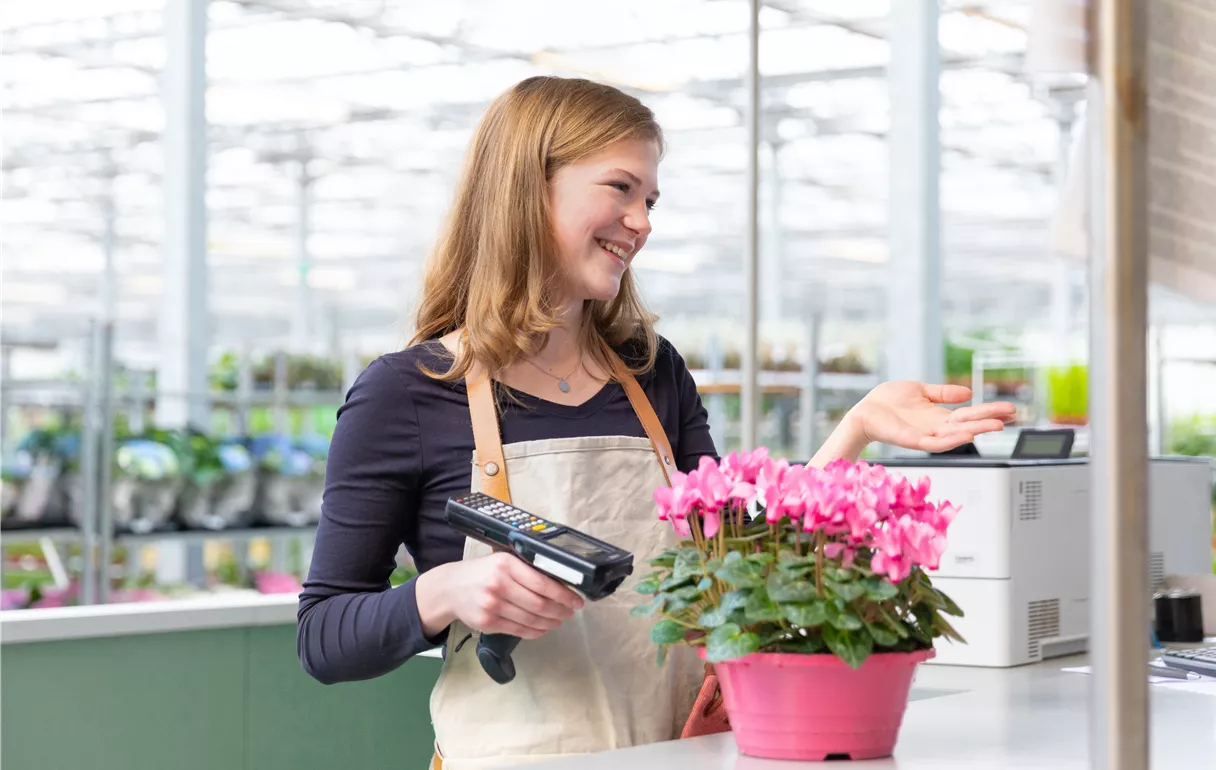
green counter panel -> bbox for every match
[1,625,442,770]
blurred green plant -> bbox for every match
[1167,414,1216,458]
[1048,365,1089,424]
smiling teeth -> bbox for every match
[597,240,630,259]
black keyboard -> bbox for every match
[1160,647,1216,678]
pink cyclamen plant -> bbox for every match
[641,452,965,669]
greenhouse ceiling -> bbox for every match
[3,0,1213,365]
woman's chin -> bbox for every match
[581,276,624,304]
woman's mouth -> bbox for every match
[597,239,630,268]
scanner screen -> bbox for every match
[546,531,608,559]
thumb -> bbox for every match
[923,383,972,405]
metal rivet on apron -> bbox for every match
[663,455,672,466]
[485,462,499,476]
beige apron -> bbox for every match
[427,350,704,770]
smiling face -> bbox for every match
[548,137,660,305]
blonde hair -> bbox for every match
[410,76,663,381]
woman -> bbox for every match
[297,76,1014,769]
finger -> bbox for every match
[507,558,585,611]
[493,598,566,634]
[484,616,551,640]
[940,418,1008,437]
[949,402,1017,423]
[923,383,972,405]
[499,579,578,623]
[919,433,977,453]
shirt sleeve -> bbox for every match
[296,358,438,684]
[662,338,719,472]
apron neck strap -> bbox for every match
[466,366,512,503]
[603,345,674,487]
[464,343,676,502]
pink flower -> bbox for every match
[721,447,771,486]
[824,542,857,568]
[255,571,303,595]
[755,457,792,497]
[654,471,700,537]
[689,456,755,513]
[1,588,30,611]
[871,526,912,583]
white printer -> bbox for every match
[879,455,1213,668]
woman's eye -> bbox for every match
[610,182,630,193]
[646,199,657,211]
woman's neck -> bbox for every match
[531,299,585,367]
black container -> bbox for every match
[1154,589,1205,643]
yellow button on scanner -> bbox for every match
[531,524,546,531]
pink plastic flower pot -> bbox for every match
[703,647,935,761]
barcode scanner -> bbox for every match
[444,492,635,684]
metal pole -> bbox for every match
[97,170,117,604]
[97,323,116,603]
[292,157,314,352]
[157,0,210,586]
[798,312,820,462]
[1088,1,1149,768]
[741,0,760,452]
[886,0,943,388]
[80,320,101,606]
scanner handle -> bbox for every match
[476,632,521,684]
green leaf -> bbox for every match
[649,552,677,568]
[932,612,967,644]
[878,605,910,638]
[705,623,761,663]
[861,577,899,601]
[828,566,857,582]
[696,577,713,592]
[715,559,766,588]
[777,558,816,578]
[828,580,866,603]
[766,571,817,603]
[910,581,945,610]
[865,620,900,647]
[698,606,730,628]
[719,588,751,617]
[782,600,828,627]
[937,588,965,618]
[650,619,685,644]
[913,604,935,633]
[631,603,654,617]
[634,577,662,595]
[723,527,772,545]
[748,552,777,566]
[823,625,874,669]
[669,585,703,604]
[673,548,704,581]
[825,602,863,631]
[744,586,785,623]
[665,589,700,613]
[660,574,695,592]
[723,550,743,565]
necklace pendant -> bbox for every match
[559,380,571,393]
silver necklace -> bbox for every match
[523,356,581,393]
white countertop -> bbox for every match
[0,593,443,658]
[527,655,1216,769]
[1,593,301,644]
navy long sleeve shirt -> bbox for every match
[296,337,716,684]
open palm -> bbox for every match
[852,382,1016,454]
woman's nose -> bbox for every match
[623,204,652,238]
